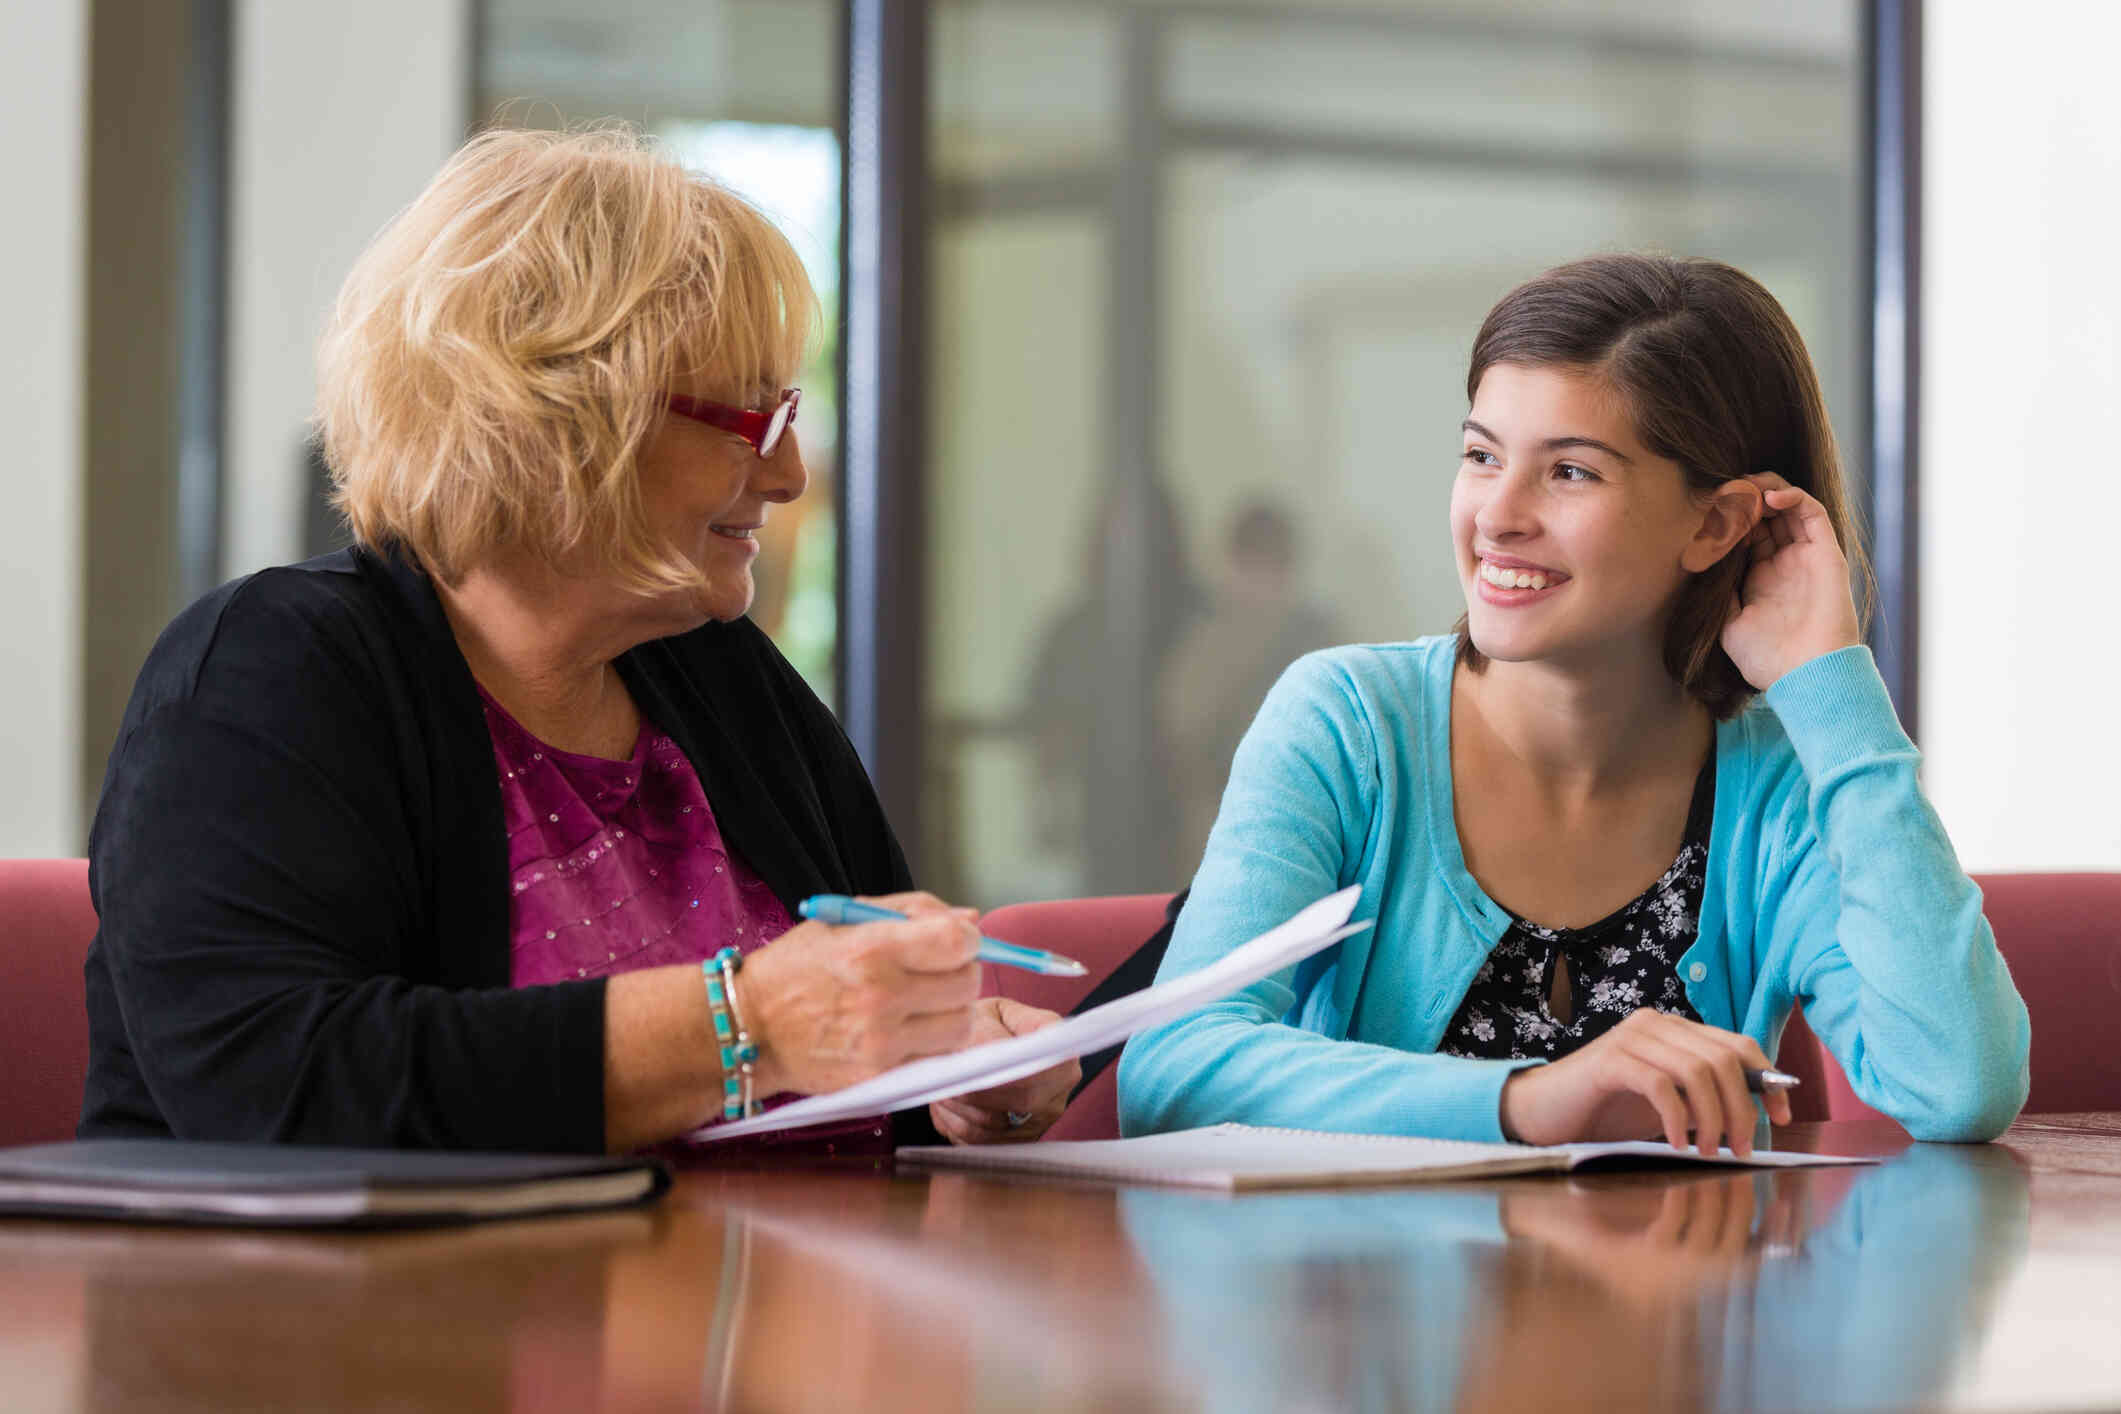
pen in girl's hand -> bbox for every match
[797,895,1089,978]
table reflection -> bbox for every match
[695,1169,1176,1412]
[0,1208,657,1411]
[0,1140,2037,1413]
[1120,1144,2031,1413]
[0,1165,1177,1414]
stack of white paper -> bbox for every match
[691,886,1368,1143]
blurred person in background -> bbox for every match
[1159,498,1340,883]
[1020,478,1200,892]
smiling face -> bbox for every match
[1450,362,1720,671]
[629,378,809,629]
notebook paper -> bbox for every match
[896,1123,1877,1192]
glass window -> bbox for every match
[927,0,1863,903]
[476,0,844,702]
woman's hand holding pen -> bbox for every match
[1719,471,1864,691]
[741,891,984,1098]
[1498,1009,1795,1158]
[738,892,1081,1141]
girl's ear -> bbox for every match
[1682,477,1766,573]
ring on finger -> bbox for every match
[1004,1110,1032,1128]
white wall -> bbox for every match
[226,0,470,573]
[0,2,87,855]
[1920,3,2121,871]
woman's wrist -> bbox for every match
[1498,1072,1525,1143]
[1758,634,1864,692]
[1498,1066,1545,1145]
[603,967,730,1150]
[708,949,761,1120]
[730,943,786,1097]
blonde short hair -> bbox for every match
[318,125,818,590]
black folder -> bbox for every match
[0,1139,669,1229]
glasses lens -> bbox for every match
[759,400,793,457]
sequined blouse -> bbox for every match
[482,688,891,1159]
[484,687,794,989]
[1436,755,1714,1061]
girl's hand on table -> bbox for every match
[1499,1009,1794,1158]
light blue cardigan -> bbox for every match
[1118,638,2030,1144]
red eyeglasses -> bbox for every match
[663,387,801,458]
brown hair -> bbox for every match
[1458,253,1869,718]
[318,125,818,591]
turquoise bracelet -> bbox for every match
[718,946,759,1121]
[703,949,758,1122]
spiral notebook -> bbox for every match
[897,1123,1875,1192]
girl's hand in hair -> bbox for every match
[1720,472,1864,690]
[1497,1009,1795,1157]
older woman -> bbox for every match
[81,127,1076,1154]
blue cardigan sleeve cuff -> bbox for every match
[1762,645,1914,782]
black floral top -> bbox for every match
[1437,755,1714,1060]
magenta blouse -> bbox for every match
[482,688,891,1160]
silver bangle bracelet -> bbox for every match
[715,947,757,1120]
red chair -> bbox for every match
[978,893,1175,1141]
[0,859,96,1145]
[1778,872,2121,1127]
[992,872,2121,1142]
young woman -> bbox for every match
[1118,255,2028,1153]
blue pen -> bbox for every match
[797,895,1088,978]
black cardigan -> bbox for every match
[81,546,920,1152]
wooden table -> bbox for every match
[3,1115,2118,1411]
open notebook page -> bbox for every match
[897,1123,1877,1192]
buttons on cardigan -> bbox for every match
[1688,961,1708,983]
